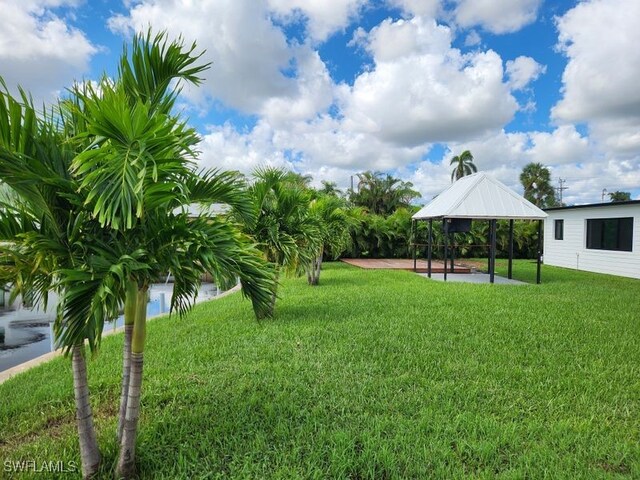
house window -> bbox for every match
[554,219,564,240]
[586,217,633,252]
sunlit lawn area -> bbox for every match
[1,261,638,478]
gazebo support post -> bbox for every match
[450,233,455,273]
[536,219,542,284]
[490,219,497,284]
[508,219,514,279]
[411,220,417,272]
[427,219,433,278]
[443,219,448,281]
[487,220,492,273]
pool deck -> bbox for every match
[341,258,472,274]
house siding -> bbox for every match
[544,203,640,279]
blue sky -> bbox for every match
[1,0,639,204]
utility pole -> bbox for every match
[557,178,568,205]
[601,188,607,202]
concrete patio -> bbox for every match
[420,272,526,284]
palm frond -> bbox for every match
[119,30,210,114]
[184,169,254,226]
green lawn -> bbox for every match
[1,261,639,479]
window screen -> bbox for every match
[554,219,564,240]
[586,217,633,252]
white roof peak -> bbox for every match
[413,172,547,220]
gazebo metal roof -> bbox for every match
[412,172,547,220]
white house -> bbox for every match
[543,201,640,279]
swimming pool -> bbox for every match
[0,283,222,373]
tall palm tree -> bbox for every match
[246,167,321,314]
[520,162,556,208]
[450,150,477,182]
[69,32,275,478]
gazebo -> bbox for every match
[411,172,548,283]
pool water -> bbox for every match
[0,283,222,373]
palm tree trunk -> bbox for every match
[315,249,323,283]
[306,257,317,285]
[116,286,148,479]
[117,279,138,443]
[72,343,100,479]
[308,248,323,286]
[269,266,280,316]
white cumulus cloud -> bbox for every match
[387,0,441,18]
[505,56,546,90]
[267,0,367,42]
[453,0,542,34]
[0,0,96,102]
[552,0,640,158]
[342,17,519,146]
[109,0,296,114]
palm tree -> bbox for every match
[520,162,556,208]
[284,171,314,188]
[2,33,275,479]
[0,83,138,479]
[320,180,342,197]
[450,150,477,182]
[306,195,352,285]
[69,32,275,478]
[350,171,420,215]
[609,191,631,202]
[246,167,321,314]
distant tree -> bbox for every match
[306,195,352,285]
[450,150,477,182]
[284,171,313,187]
[320,180,342,197]
[520,162,556,208]
[247,167,321,315]
[609,191,631,202]
[350,171,420,215]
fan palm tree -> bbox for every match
[245,167,321,314]
[68,32,275,478]
[520,162,556,208]
[450,150,477,182]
